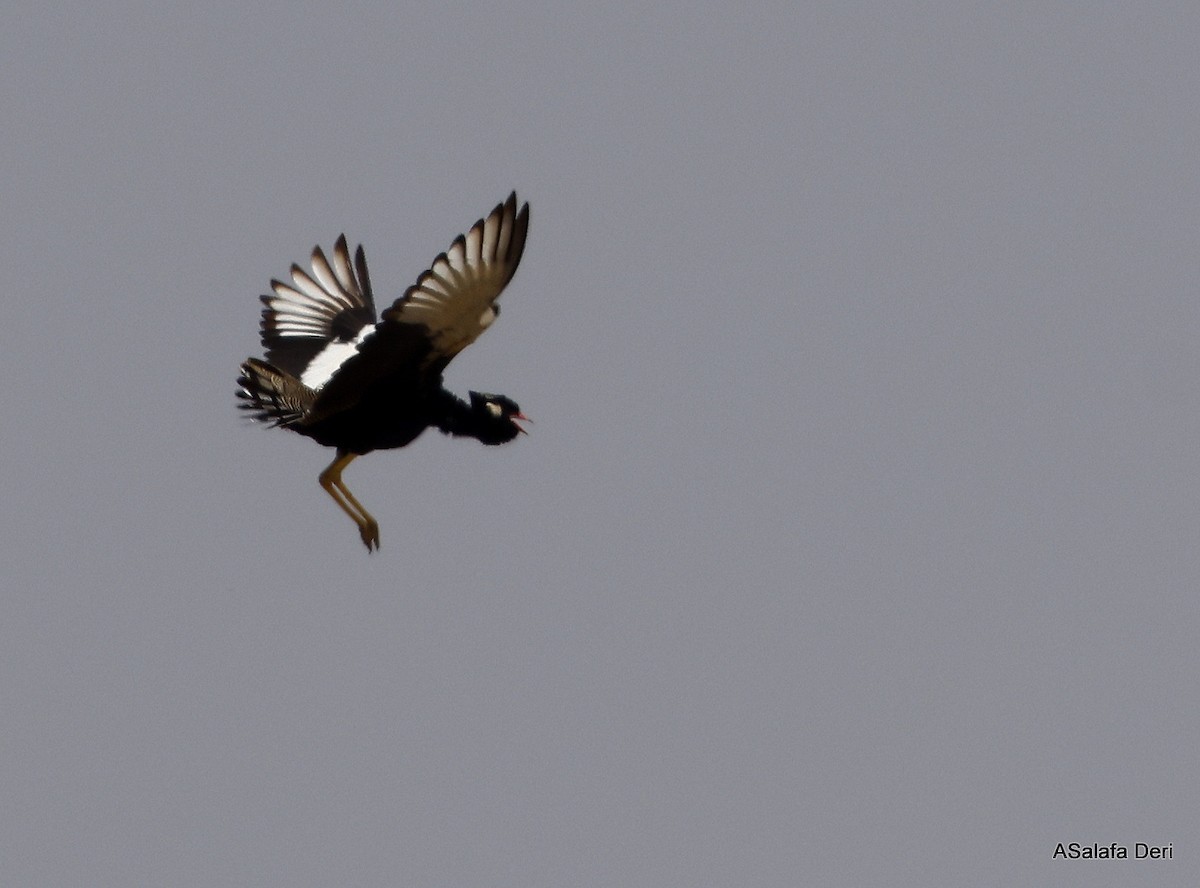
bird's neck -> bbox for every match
[430,389,514,444]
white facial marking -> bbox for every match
[485,401,502,418]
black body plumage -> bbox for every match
[237,193,530,551]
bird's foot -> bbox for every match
[359,519,380,553]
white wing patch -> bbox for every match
[257,234,378,382]
[300,325,375,390]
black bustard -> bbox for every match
[237,193,530,551]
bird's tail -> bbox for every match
[236,358,314,427]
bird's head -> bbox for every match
[468,391,529,444]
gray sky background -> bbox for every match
[2,2,1197,886]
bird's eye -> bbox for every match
[486,401,502,418]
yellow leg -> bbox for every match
[319,450,380,552]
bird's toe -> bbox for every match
[359,520,380,553]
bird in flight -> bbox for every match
[237,192,530,552]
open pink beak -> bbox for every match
[512,412,531,434]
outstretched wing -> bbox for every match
[258,235,378,384]
[382,191,529,371]
[307,192,530,421]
